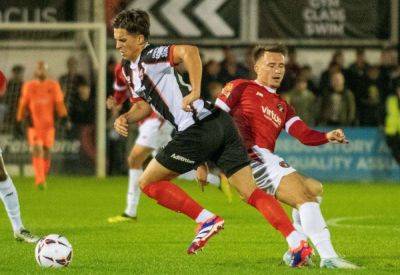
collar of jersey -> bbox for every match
[254,80,277,94]
[129,43,150,70]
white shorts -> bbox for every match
[250,146,296,195]
[135,118,173,150]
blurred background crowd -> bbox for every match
[1,45,400,173]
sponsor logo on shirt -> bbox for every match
[256,92,264,97]
[261,105,282,127]
[279,161,290,168]
[221,83,234,98]
[277,103,284,112]
[152,46,169,59]
[170,153,195,164]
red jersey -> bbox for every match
[215,79,328,153]
[113,62,159,123]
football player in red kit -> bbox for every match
[215,45,359,269]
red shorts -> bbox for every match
[28,127,55,148]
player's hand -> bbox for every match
[326,129,349,144]
[114,115,129,137]
[106,95,117,110]
[182,91,199,112]
[196,163,208,192]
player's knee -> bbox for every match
[305,178,323,198]
[127,155,143,169]
[138,175,150,190]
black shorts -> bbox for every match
[156,109,250,177]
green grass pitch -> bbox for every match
[0,176,399,274]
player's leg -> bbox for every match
[0,151,39,243]
[28,128,46,188]
[139,158,223,254]
[215,111,311,266]
[42,128,55,176]
[291,177,322,235]
[276,173,359,269]
[108,144,153,223]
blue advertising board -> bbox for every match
[275,128,400,182]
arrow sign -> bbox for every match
[128,0,168,36]
[160,0,201,37]
[193,0,234,37]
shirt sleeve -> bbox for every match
[142,45,176,67]
[215,80,246,112]
[16,83,29,121]
[54,81,64,102]
[113,63,129,105]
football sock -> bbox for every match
[195,209,215,223]
[207,173,220,187]
[247,188,296,238]
[32,157,45,185]
[298,202,338,259]
[177,170,221,187]
[44,158,51,175]
[125,169,142,217]
[142,181,208,221]
[0,176,23,232]
[291,208,308,240]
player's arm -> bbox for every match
[16,83,29,122]
[286,108,348,145]
[111,63,129,107]
[53,82,68,119]
[214,80,245,112]
[172,45,202,111]
[114,100,152,137]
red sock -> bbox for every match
[44,158,51,175]
[142,181,204,220]
[32,157,45,185]
[247,188,295,237]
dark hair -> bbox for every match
[113,9,150,39]
[252,44,287,63]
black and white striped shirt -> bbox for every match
[121,44,213,131]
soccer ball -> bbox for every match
[35,234,73,268]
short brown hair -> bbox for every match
[113,9,150,39]
[252,44,287,63]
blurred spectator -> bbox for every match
[318,72,356,126]
[207,81,223,100]
[202,60,221,100]
[218,47,248,84]
[347,48,370,102]
[319,50,348,93]
[384,84,400,165]
[378,48,398,102]
[299,65,318,95]
[244,46,256,79]
[358,65,383,126]
[68,84,96,164]
[319,61,342,94]
[0,65,25,134]
[59,56,89,111]
[280,47,301,93]
[285,77,316,125]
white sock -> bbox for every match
[299,202,338,259]
[0,176,23,232]
[207,173,220,187]
[292,208,308,240]
[178,171,196,181]
[125,169,143,217]
[286,230,306,249]
[195,209,214,223]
